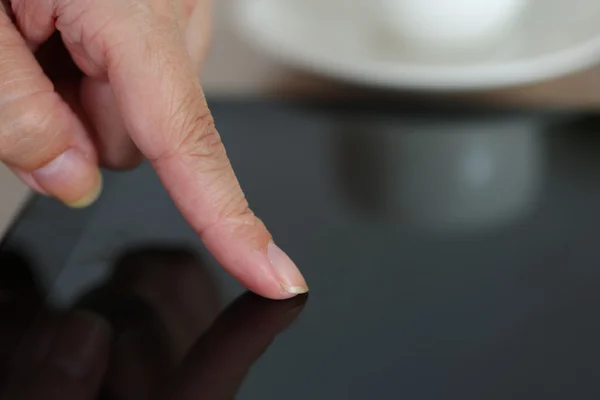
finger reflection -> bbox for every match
[164,292,307,400]
[74,247,306,400]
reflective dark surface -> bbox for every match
[3,101,600,399]
[0,247,306,399]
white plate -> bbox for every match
[232,0,600,91]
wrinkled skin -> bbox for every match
[0,0,307,299]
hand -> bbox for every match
[0,247,307,399]
[0,0,307,299]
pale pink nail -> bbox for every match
[267,241,308,295]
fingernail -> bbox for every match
[46,311,111,378]
[267,241,309,295]
[67,169,103,208]
[32,149,103,208]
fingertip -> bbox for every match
[32,149,103,208]
[65,170,103,209]
[286,286,310,295]
[267,241,309,296]
[201,223,308,300]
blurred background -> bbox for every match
[203,0,600,105]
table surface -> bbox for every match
[4,100,600,399]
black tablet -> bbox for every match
[2,100,600,399]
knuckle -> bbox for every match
[15,103,52,134]
[204,209,269,252]
[0,92,66,168]
[170,102,226,164]
[158,93,255,224]
[216,192,252,222]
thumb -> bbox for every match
[0,10,101,207]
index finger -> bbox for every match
[71,3,308,299]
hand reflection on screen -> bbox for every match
[0,247,307,400]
